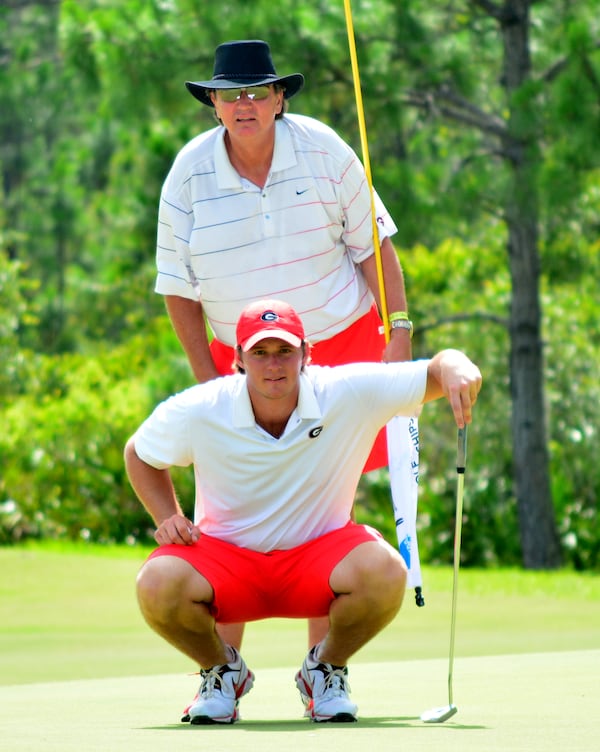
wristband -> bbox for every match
[388,311,409,323]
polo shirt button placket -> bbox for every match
[261,186,275,237]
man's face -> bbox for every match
[238,337,305,403]
[210,85,284,138]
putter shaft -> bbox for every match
[421,426,467,723]
[448,427,467,705]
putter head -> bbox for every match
[420,704,458,723]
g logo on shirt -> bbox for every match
[309,426,323,439]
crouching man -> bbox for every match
[124,299,482,724]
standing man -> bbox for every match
[125,300,482,725]
[155,40,411,653]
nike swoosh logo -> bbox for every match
[296,188,310,195]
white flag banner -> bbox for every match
[386,415,424,602]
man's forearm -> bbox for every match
[360,238,412,361]
[360,237,408,315]
[124,439,183,526]
[165,295,220,383]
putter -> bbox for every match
[420,425,468,724]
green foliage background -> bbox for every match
[1,1,599,568]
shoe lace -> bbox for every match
[198,667,224,698]
[320,665,351,697]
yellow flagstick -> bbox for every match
[343,0,425,609]
[342,0,390,342]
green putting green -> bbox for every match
[0,653,598,751]
[1,544,599,751]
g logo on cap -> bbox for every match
[261,311,279,322]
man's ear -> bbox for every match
[234,346,245,371]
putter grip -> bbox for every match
[457,426,468,473]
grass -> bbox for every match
[1,542,599,684]
[1,543,599,752]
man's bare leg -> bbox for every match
[216,622,245,650]
[308,616,330,646]
[319,539,407,665]
[136,555,228,667]
[136,556,256,724]
[295,539,406,721]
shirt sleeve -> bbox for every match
[333,360,429,425]
[133,392,195,469]
[339,151,398,265]
[155,157,201,300]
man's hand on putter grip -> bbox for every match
[154,514,200,546]
[440,357,482,428]
[448,384,478,427]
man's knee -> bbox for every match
[331,541,407,601]
[136,555,199,622]
[363,544,407,602]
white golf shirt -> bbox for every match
[155,114,398,346]
[133,360,428,552]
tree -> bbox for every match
[496,0,561,567]
[382,0,598,567]
[2,0,599,564]
[326,0,599,567]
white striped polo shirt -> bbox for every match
[155,114,398,346]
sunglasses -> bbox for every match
[217,86,272,103]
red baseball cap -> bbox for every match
[236,299,305,351]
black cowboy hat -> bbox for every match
[185,40,304,107]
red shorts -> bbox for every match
[147,522,383,624]
[210,305,388,471]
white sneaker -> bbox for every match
[181,648,254,725]
[295,646,358,722]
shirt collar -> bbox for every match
[232,370,322,429]
[214,128,241,189]
[271,119,297,173]
[214,119,297,190]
